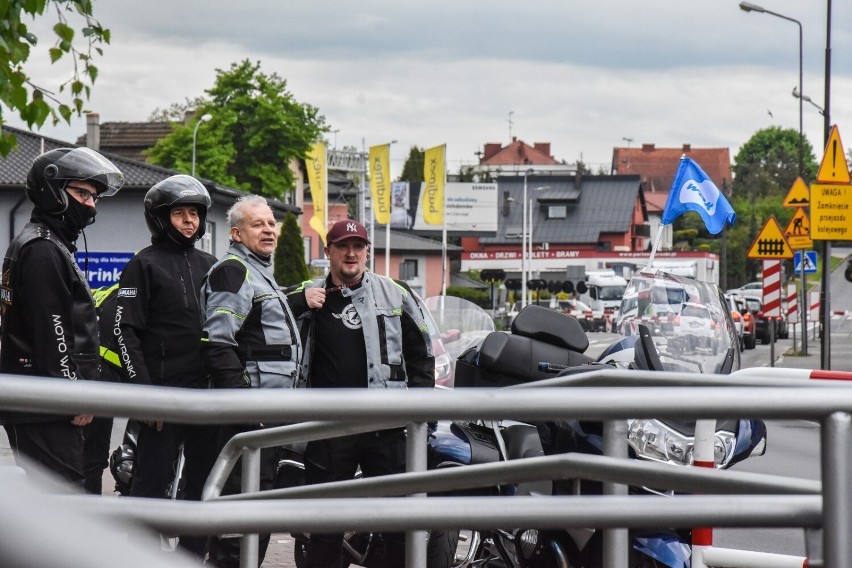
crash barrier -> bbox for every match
[2,370,852,568]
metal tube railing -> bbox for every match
[0,371,843,568]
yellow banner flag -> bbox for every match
[369,144,392,225]
[422,144,445,225]
[306,142,327,242]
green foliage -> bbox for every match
[445,286,491,309]
[0,0,111,155]
[147,60,327,199]
[733,126,818,199]
[147,96,208,122]
[273,213,310,287]
[400,146,425,183]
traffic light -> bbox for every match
[504,278,522,291]
[480,269,506,283]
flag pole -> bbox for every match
[440,145,448,296]
[645,225,665,272]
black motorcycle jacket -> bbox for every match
[0,211,99,423]
[114,237,216,388]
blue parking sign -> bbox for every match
[793,250,817,274]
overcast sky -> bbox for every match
[8,1,851,178]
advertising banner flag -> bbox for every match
[421,144,446,225]
[661,156,735,234]
[369,144,392,225]
[306,142,327,243]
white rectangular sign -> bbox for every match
[389,182,498,233]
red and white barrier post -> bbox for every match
[762,261,781,366]
[787,284,798,353]
[692,419,716,568]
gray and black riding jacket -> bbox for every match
[288,273,434,390]
[200,243,301,390]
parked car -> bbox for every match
[724,293,745,351]
[726,281,763,300]
[557,298,597,331]
[732,294,756,350]
[744,296,786,344]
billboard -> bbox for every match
[388,182,497,234]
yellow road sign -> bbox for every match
[811,183,852,240]
[747,216,793,259]
[782,176,810,207]
[784,208,813,249]
[816,126,851,184]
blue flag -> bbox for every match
[660,157,736,235]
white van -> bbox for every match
[578,271,628,331]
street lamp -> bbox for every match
[792,86,825,115]
[739,2,803,177]
[191,113,213,177]
[740,1,806,356]
[521,168,533,309]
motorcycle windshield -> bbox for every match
[614,269,739,374]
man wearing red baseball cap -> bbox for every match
[287,219,434,567]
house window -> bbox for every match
[399,259,418,281]
[597,241,611,252]
[303,236,312,264]
[199,221,214,255]
[547,205,567,219]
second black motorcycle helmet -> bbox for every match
[144,175,212,246]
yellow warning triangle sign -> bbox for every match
[747,216,794,259]
[782,176,810,207]
[784,208,813,250]
[816,126,851,183]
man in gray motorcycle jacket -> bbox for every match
[286,219,434,568]
[199,194,301,567]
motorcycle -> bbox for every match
[431,270,767,568]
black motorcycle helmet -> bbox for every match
[26,147,124,215]
[144,175,212,246]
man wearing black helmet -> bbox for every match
[0,147,124,489]
[113,174,218,559]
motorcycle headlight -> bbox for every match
[434,352,453,381]
[628,419,738,468]
[628,419,693,466]
[714,430,736,467]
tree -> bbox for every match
[274,213,309,287]
[147,60,327,199]
[399,146,425,182]
[0,0,112,155]
[733,126,818,198]
[147,96,207,122]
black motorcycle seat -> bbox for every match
[472,331,595,386]
[510,305,590,353]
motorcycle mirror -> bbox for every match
[576,281,587,294]
[562,280,574,294]
[634,324,664,371]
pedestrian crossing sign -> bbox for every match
[747,216,793,259]
[794,250,818,274]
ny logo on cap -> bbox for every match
[346,222,358,232]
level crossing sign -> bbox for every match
[793,250,818,274]
[747,216,793,259]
